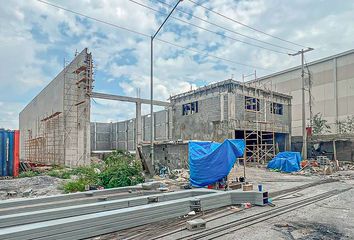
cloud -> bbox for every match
[0,0,353,128]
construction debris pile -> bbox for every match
[295,156,354,176]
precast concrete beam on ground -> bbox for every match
[0,190,215,228]
[0,185,155,210]
[0,189,268,240]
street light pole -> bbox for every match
[150,0,183,172]
[289,47,314,160]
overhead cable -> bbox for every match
[36,0,271,71]
[155,0,296,52]
[128,0,290,55]
[187,0,307,48]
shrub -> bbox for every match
[63,178,88,193]
[62,151,144,193]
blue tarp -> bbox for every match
[189,139,245,187]
[267,152,302,173]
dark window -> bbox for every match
[245,96,260,111]
[182,101,198,115]
[271,102,283,115]
[191,101,198,113]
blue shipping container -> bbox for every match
[0,129,16,177]
[3,131,8,176]
[8,131,14,176]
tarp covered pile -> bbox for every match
[189,139,245,187]
[267,151,302,173]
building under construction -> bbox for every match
[19,48,292,167]
[19,48,93,167]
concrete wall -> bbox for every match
[19,48,92,166]
[92,80,292,169]
[257,49,354,136]
[91,109,171,152]
[141,143,188,170]
[171,80,291,142]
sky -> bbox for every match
[0,0,353,129]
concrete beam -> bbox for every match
[91,92,170,107]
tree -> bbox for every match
[336,115,354,134]
[312,113,331,135]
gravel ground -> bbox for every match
[0,176,67,200]
[162,166,354,240]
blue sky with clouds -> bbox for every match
[1,0,354,129]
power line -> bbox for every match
[128,0,290,55]
[156,38,270,70]
[36,0,271,71]
[37,0,150,38]
[154,0,297,52]
[187,0,308,48]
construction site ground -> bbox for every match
[0,166,353,239]
[90,166,354,240]
[0,176,67,200]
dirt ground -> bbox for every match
[0,176,67,200]
[161,166,354,240]
[1,166,353,239]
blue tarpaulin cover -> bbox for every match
[267,152,302,173]
[189,139,245,187]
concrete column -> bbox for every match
[125,121,128,151]
[333,58,338,133]
[135,102,142,152]
[94,122,97,151]
[115,122,118,149]
[288,101,292,151]
[220,94,224,121]
[165,110,169,140]
[227,93,236,121]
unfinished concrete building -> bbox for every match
[19,48,292,168]
[19,48,93,167]
[93,79,292,169]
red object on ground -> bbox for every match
[207,185,214,189]
[13,130,20,177]
[301,160,308,168]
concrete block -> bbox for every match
[186,218,206,231]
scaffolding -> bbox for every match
[24,112,63,165]
[23,49,93,166]
[242,71,276,165]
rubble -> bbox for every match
[0,176,67,200]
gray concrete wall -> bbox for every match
[91,109,170,152]
[93,80,291,157]
[141,143,188,170]
[171,81,291,142]
[257,49,354,136]
[19,48,92,167]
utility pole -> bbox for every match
[289,47,314,160]
[150,0,183,172]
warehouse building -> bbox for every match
[256,49,354,136]
[255,49,354,161]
